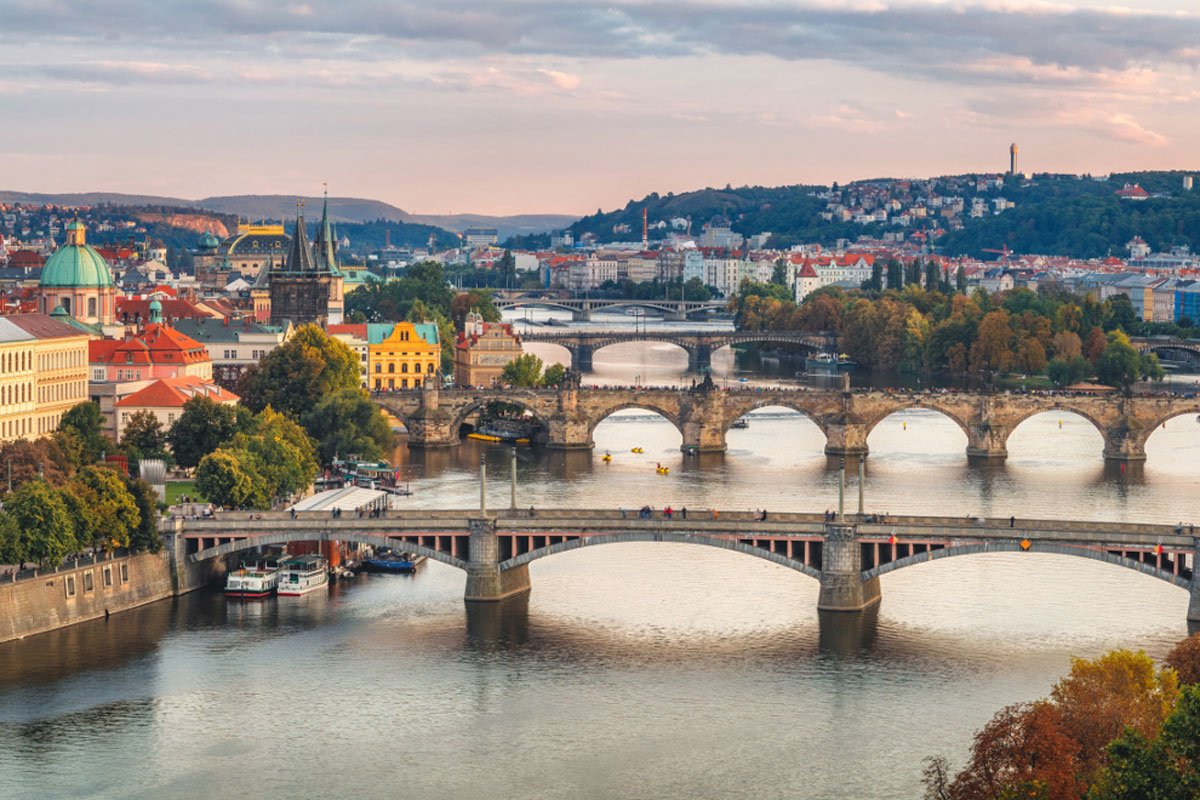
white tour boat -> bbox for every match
[225,554,284,599]
[276,554,330,596]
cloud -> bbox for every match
[30,61,213,86]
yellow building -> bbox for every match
[0,313,91,442]
[368,321,440,390]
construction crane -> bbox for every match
[981,245,1014,262]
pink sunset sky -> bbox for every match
[2,0,1199,216]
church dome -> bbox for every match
[39,221,115,289]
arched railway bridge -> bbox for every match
[519,329,831,372]
[494,295,726,321]
[372,381,1200,462]
[168,509,1200,622]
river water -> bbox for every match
[2,311,1199,800]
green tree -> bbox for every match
[59,402,110,464]
[195,450,257,509]
[886,258,903,291]
[865,262,883,293]
[925,259,941,292]
[5,480,76,568]
[955,265,968,293]
[0,512,21,567]
[501,353,546,387]
[123,476,162,552]
[237,324,361,417]
[302,388,395,465]
[1095,331,1143,388]
[168,396,245,470]
[542,362,568,388]
[226,407,318,505]
[122,409,171,465]
[69,465,141,550]
[1090,686,1200,800]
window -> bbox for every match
[374,363,381,373]
[87,297,97,318]
[83,571,94,592]
[402,378,409,389]
[374,379,381,389]
[168,413,176,424]
[103,566,113,587]
[65,575,76,598]
[387,363,394,373]
[120,562,128,583]
[401,363,408,373]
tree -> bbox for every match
[0,436,75,490]
[1095,331,1143,388]
[237,324,361,417]
[122,409,171,465]
[302,388,395,465]
[925,259,941,292]
[68,465,140,551]
[886,258,903,291]
[865,262,883,293]
[770,262,789,286]
[906,259,923,287]
[124,476,162,552]
[226,407,318,505]
[542,362,568,388]
[1166,633,1200,686]
[1090,685,1200,800]
[1051,331,1083,360]
[59,401,110,464]
[947,701,1082,800]
[168,396,244,469]
[4,480,76,568]
[1050,649,1178,783]
[955,265,968,293]
[969,309,1014,377]
[0,513,21,568]
[1105,294,1137,333]
[195,450,257,509]
[501,353,546,387]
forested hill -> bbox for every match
[569,171,1200,258]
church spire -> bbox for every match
[285,201,316,273]
[313,184,338,276]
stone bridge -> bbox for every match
[520,329,831,372]
[170,509,1200,622]
[1132,337,1200,369]
[494,295,726,322]
[372,382,1200,462]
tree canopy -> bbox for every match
[237,324,361,417]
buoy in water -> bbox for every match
[902,421,907,430]
[1058,419,1062,429]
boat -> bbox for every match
[225,553,283,599]
[731,418,749,429]
[364,550,426,574]
[656,463,670,475]
[601,451,612,463]
[276,554,330,596]
[805,353,857,375]
[631,446,644,454]
[472,415,540,444]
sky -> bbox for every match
[2,0,1200,216]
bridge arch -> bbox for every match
[1004,409,1108,461]
[721,400,829,443]
[1002,405,1112,452]
[862,541,1189,589]
[498,532,823,581]
[189,531,469,571]
[863,403,974,450]
[588,401,686,442]
[450,397,555,441]
[587,337,694,367]
[1139,405,1200,453]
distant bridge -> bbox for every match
[1132,337,1200,368]
[373,383,1200,462]
[494,294,727,321]
[169,509,1200,621]
[520,329,831,371]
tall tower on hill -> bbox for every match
[1009,143,1019,176]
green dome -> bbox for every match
[200,232,220,248]
[39,223,114,289]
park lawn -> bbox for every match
[165,481,205,505]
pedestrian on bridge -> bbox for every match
[1010,516,1015,528]
[680,507,687,520]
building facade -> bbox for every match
[37,221,117,326]
[454,312,523,388]
[368,321,440,390]
[0,314,91,442]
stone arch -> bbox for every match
[721,399,830,442]
[189,531,469,571]
[587,337,694,366]
[1002,404,1112,453]
[450,397,554,440]
[862,541,1190,590]
[1138,405,1200,452]
[587,401,686,441]
[498,532,823,580]
[496,300,582,316]
[862,402,974,446]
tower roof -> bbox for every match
[39,221,115,289]
[313,190,343,277]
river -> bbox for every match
[2,310,1198,800]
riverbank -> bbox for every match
[0,524,225,643]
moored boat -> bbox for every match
[225,554,283,599]
[364,550,427,574]
[276,554,330,596]
[805,353,857,375]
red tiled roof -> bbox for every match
[116,376,238,409]
[328,323,368,338]
[90,323,210,366]
[6,313,91,340]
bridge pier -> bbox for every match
[573,344,594,373]
[817,523,881,612]
[465,518,532,602]
[687,344,713,373]
[571,309,592,322]
[1102,425,1148,462]
[1190,542,1200,624]
[823,422,869,458]
[966,424,1008,461]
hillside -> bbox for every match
[0,190,575,240]
[569,171,1200,258]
